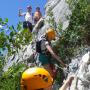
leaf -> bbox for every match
[10,31,15,37]
[17,22,22,31]
[0,18,2,22]
[9,26,13,31]
[2,21,7,25]
[12,25,14,30]
[5,18,8,23]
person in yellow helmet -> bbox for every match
[33,7,42,24]
[21,67,74,90]
[36,28,66,78]
[21,67,53,90]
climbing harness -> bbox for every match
[55,64,69,74]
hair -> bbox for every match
[36,88,44,90]
[36,7,40,10]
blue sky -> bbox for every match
[0,0,47,27]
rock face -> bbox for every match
[68,50,90,90]
[3,1,90,90]
[3,0,70,71]
[45,0,71,30]
[3,44,34,71]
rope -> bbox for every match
[54,64,71,90]
[54,64,69,74]
[54,64,90,90]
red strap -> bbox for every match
[49,64,58,79]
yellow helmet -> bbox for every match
[21,67,53,90]
[46,28,56,40]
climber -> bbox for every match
[21,67,74,90]
[36,28,66,78]
[33,7,42,24]
[18,5,33,32]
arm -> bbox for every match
[18,9,26,17]
[39,11,42,17]
[59,76,74,90]
[32,17,44,33]
[46,44,66,67]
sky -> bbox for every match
[0,0,47,27]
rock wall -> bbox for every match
[3,1,90,90]
[45,0,71,30]
[68,49,90,90]
[3,0,70,71]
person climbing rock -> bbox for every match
[21,67,74,90]
[33,7,42,24]
[36,28,66,78]
[18,5,33,32]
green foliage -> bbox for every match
[0,18,8,25]
[46,11,55,28]
[0,20,32,56]
[54,0,90,61]
[0,0,90,88]
[0,63,26,90]
[0,31,7,48]
[0,57,5,74]
[0,18,32,84]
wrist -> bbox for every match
[59,81,69,90]
[64,80,69,86]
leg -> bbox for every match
[23,21,27,29]
[43,64,53,78]
[27,21,33,32]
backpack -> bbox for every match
[36,40,42,53]
[36,39,47,53]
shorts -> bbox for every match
[39,53,51,65]
[23,21,33,32]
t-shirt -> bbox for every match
[41,38,49,52]
[25,12,33,23]
[36,36,51,53]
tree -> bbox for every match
[0,18,32,56]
